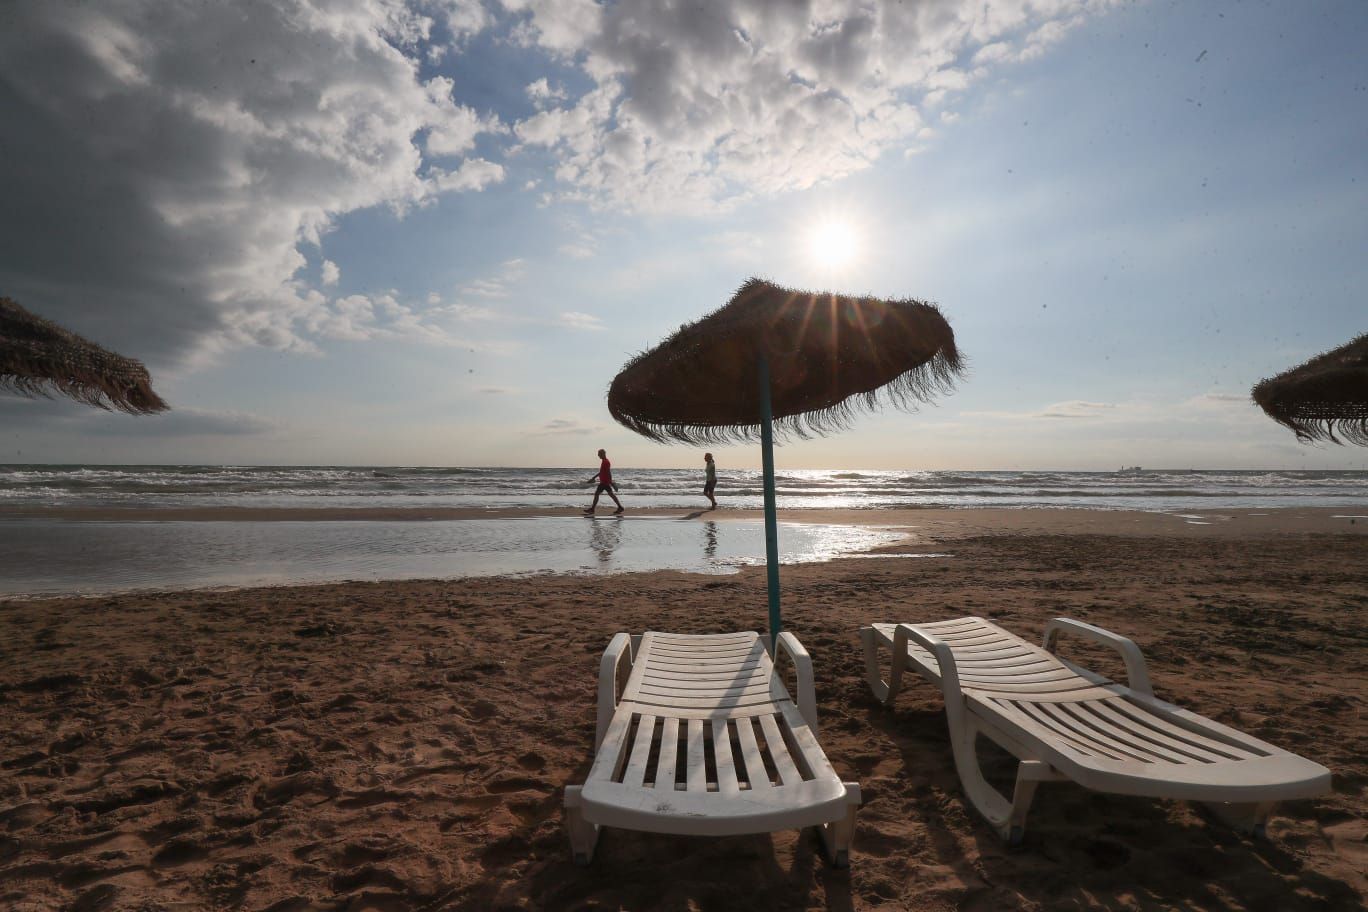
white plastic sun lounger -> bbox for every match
[861,616,1331,844]
[565,631,861,866]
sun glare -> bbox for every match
[806,218,860,271]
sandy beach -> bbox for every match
[1,508,1365,911]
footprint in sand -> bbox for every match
[152,836,209,866]
[334,839,393,867]
[465,699,499,721]
[485,774,548,795]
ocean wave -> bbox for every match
[1,465,1365,511]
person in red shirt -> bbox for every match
[584,448,624,514]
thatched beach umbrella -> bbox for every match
[0,297,168,414]
[609,277,963,641]
[1252,333,1368,445]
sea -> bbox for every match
[0,466,1363,598]
[3,465,1366,512]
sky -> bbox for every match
[1,0,1365,470]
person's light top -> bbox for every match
[705,461,716,483]
[598,458,613,484]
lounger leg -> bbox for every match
[1005,761,1060,845]
[564,786,601,865]
[949,720,1061,845]
[1202,800,1277,838]
[817,782,862,868]
[860,626,904,705]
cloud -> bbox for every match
[321,260,340,286]
[534,417,602,435]
[0,1,505,367]
[1034,400,1117,419]
[430,157,507,192]
[961,400,1125,421]
[476,386,514,394]
[298,291,483,346]
[525,77,567,107]
[457,258,526,301]
[558,311,604,331]
[506,0,1120,212]
[559,242,595,259]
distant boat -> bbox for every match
[1117,466,1144,476]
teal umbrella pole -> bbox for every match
[758,354,782,646]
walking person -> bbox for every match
[584,448,624,515]
[702,452,717,510]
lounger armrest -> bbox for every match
[894,624,963,707]
[1042,618,1153,697]
[596,633,633,750]
[774,631,818,734]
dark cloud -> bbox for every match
[0,1,502,367]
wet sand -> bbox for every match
[0,510,1364,910]
[4,503,1366,535]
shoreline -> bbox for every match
[1,503,1364,533]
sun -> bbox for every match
[806,218,860,271]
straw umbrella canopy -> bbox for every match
[0,296,169,414]
[1251,333,1368,445]
[609,277,963,641]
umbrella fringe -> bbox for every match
[1251,332,1368,447]
[1254,412,1368,447]
[610,346,963,446]
[1,297,169,414]
[0,371,169,415]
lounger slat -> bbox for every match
[1104,698,1266,760]
[1081,701,1231,764]
[622,714,658,787]
[656,717,680,790]
[966,679,1115,698]
[638,681,773,699]
[642,671,770,688]
[632,693,782,711]
[1008,699,1129,761]
[647,650,762,663]
[1031,700,1163,763]
[686,718,706,793]
[644,656,767,672]
[957,669,1084,684]
[712,718,741,795]
[734,715,773,791]
[1051,702,1192,764]
[947,642,1034,656]
[647,642,759,654]
[649,632,756,643]
[948,661,1057,674]
[922,652,1056,671]
[935,634,1010,648]
[759,713,803,786]
[913,618,988,633]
